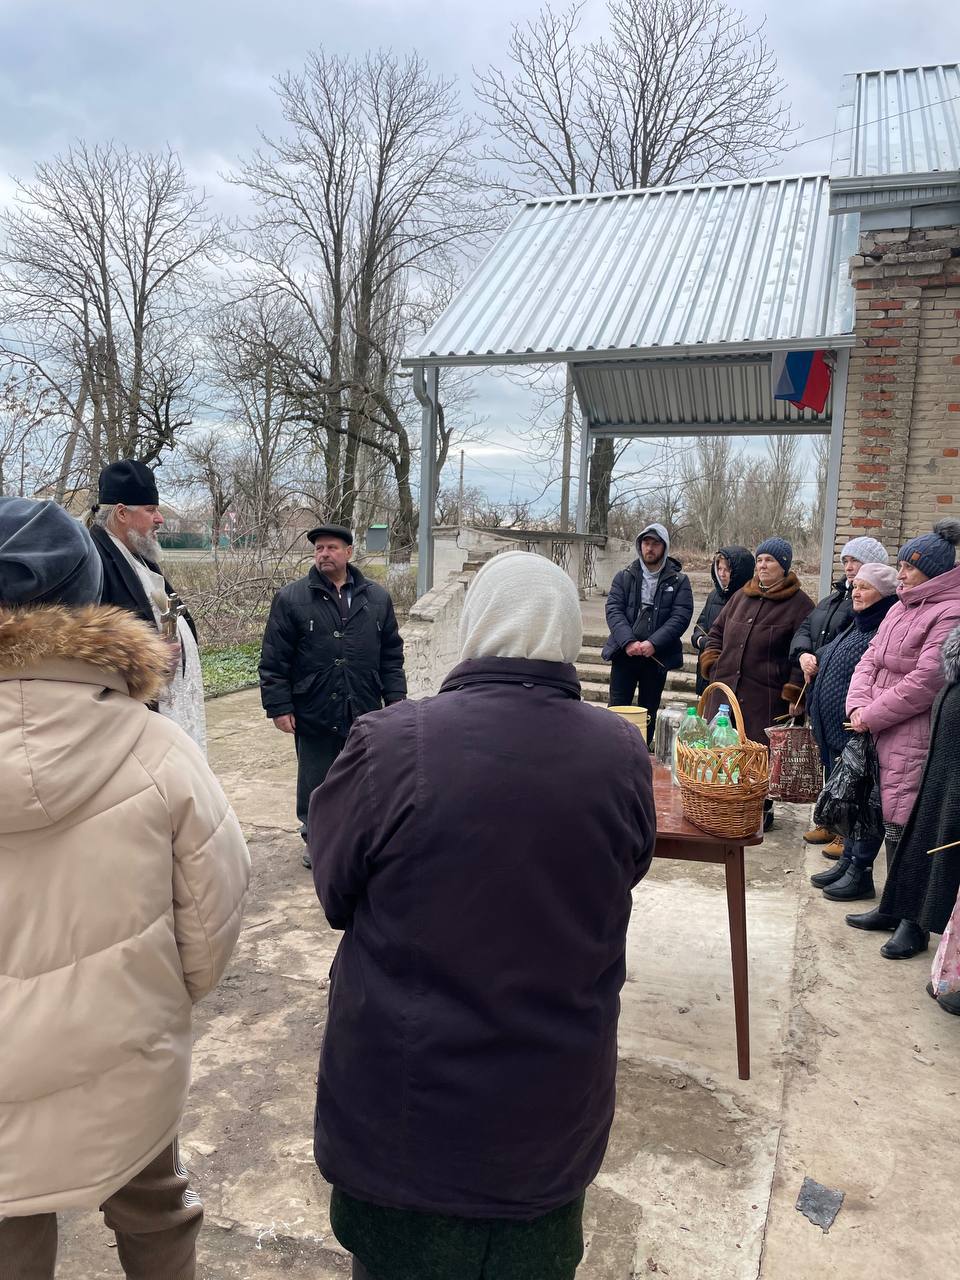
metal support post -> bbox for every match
[414,365,439,601]
[819,347,849,598]
[575,417,591,535]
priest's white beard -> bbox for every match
[127,528,163,562]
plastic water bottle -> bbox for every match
[708,703,732,734]
[678,706,711,781]
[710,714,740,783]
[678,706,709,749]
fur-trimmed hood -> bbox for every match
[944,622,960,685]
[0,605,171,835]
[0,604,169,703]
[742,570,804,602]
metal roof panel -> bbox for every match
[831,65,960,186]
[405,176,856,366]
[572,357,831,434]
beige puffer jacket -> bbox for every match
[0,605,250,1216]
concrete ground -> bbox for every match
[56,684,960,1279]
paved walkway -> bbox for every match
[56,684,959,1279]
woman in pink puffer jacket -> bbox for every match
[845,519,960,957]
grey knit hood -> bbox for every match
[636,523,670,563]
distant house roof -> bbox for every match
[403,175,857,368]
[830,65,960,213]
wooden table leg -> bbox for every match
[724,845,750,1080]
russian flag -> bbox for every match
[771,350,832,413]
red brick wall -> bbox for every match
[836,225,960,559]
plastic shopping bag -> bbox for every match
[813,734,884,842]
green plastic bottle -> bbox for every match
[678,706,711,780]
[710,714,740,783]
[678,706,709,748]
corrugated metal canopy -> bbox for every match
[830,65,960,212]
[573,357,831,436]
[404,175,857,367]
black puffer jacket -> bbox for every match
[259,564,405,737]
[789,580,853,663]
[602,556,694,670]
[692,546,755,694]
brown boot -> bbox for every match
[821,837,846,860]
[803,826,833,844]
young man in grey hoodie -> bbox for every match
[602,523,694,745]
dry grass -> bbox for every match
[165,553,418,651]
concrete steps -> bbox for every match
[578,678,697,708]
[576,630,700,708]
[577,664,699,706]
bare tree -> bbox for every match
[233,50,498,556]
[0,367,62,496]
[589,0,791,189]
[177,431,235,566]
[476,0,793,532]
[808,434,831,548]
[476,3,601,199]
[680,435,741,550]
[205,294,306,545]
[0,143,220,492]
[761,435,804,535]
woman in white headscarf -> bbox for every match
[305,552,657,1280]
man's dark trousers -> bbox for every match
[295,729,346,838]
[608,653,668,746]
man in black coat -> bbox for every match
[89,461,198,642]
[88,460,204,749]
[259,524,406,868]
[602,522,694,744]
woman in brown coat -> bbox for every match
[701,537,814,828]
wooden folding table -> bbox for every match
[650,763,763,1081]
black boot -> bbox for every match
[823,864,876,902]
[763,798,774,832]
[811,856,851,888]
[846,906,899,931]
[937,990,960,1015]
[880,919,929,959]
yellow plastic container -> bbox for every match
[606,704,649,739]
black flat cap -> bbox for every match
[307,523,353,546]
[98,460,159,506]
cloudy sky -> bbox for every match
[1,0,958,510]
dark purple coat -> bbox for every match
[308,656,656,1221]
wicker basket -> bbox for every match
[676,681,769,839]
